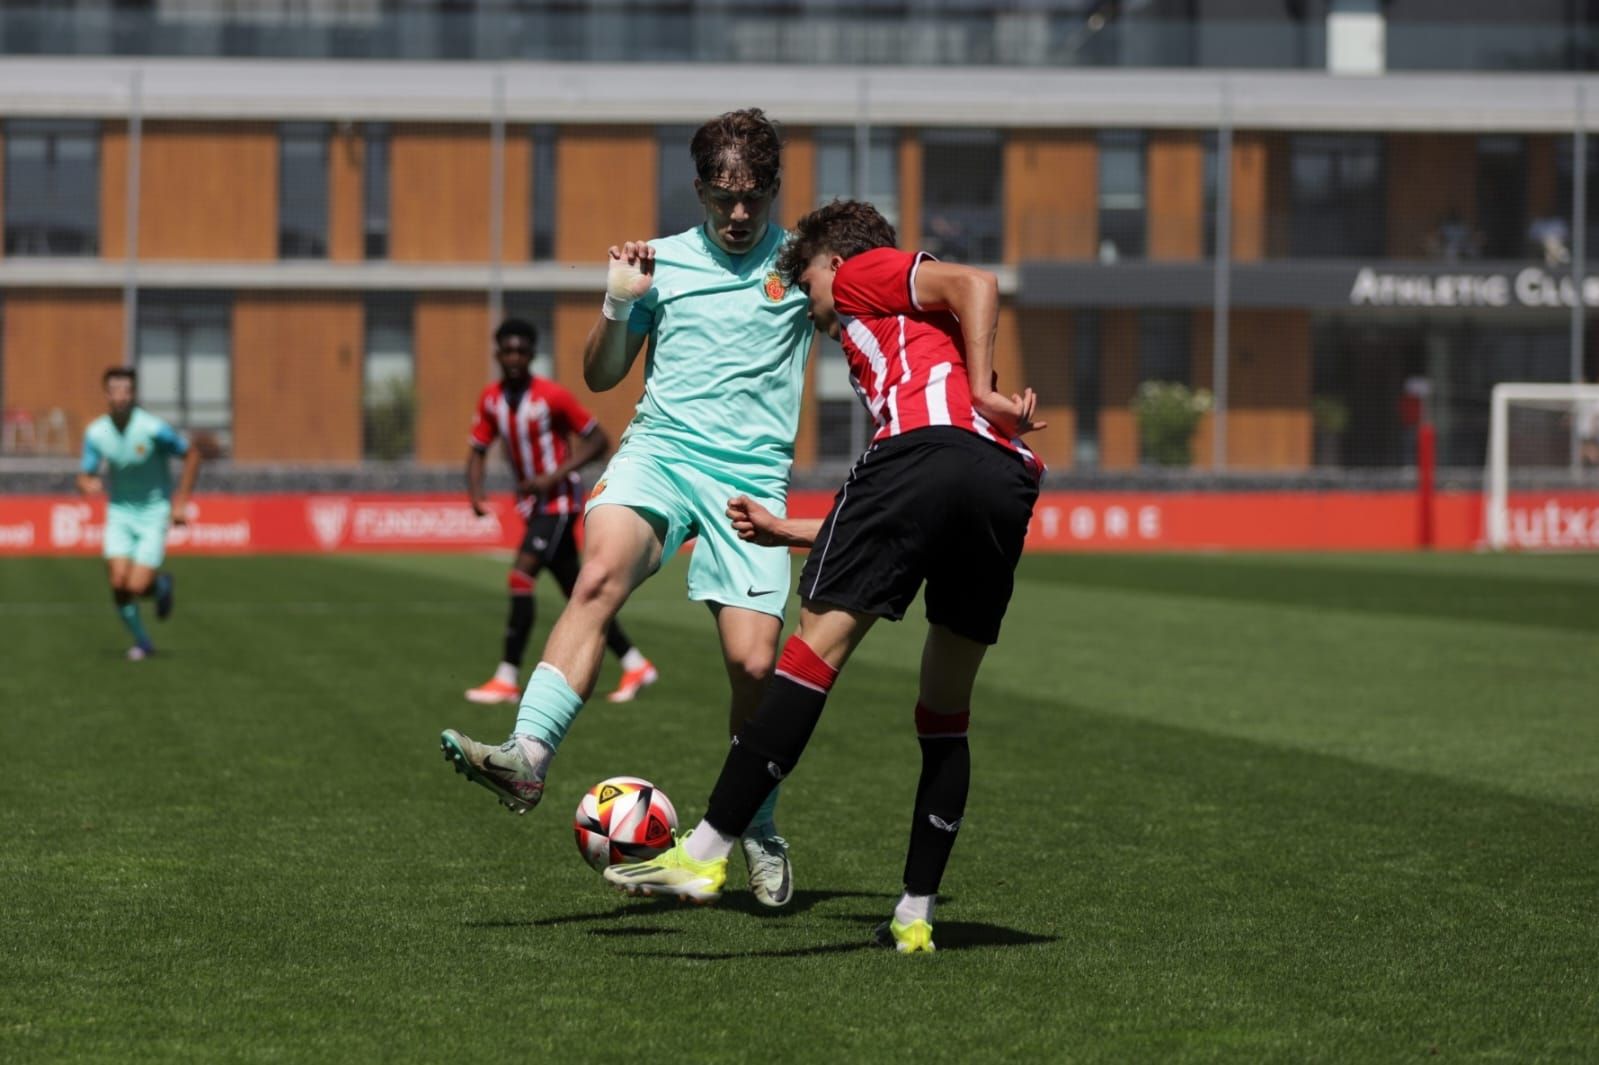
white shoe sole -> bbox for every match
[464,689,520,705]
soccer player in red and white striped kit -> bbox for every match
[604,200,1045,953]
[464,318,657,706]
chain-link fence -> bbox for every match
[4,71,1599,486]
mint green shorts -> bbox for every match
[103,501,172,569]
[587,440,792,619]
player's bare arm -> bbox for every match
[170,434,209,526]
[465,447,490,516]
[583,241,656,392]
[77,472,103,496]
[522,425,612,497]
[727,494,823,549]
[912,261,1047,438]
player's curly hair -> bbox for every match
[775,199,898,285]
[691,108,783,191]
[494,318,538,349]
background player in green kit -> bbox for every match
[441,109,813,907]
[77,367,207,660]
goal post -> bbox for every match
[1486,383,1599,550]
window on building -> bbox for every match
[1554,135,1599,263]
[1097,130,1146,262]
[1289,134,1384,257]
[364,122,390,260]
[530,124,557,260]
[922,129,1003,263]
[1139,310,1191,386]
[137,295,232,450]
[279,122,330,258]
[1476,136,1526,260]
[4,120,99,256]
[815,126,899,230]
[657,125,702,238]
[363,296,414,460]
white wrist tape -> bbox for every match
[601,292,636,322]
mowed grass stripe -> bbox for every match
[1016,552,1599,633]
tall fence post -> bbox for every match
[122,68,143,369]
[1211,83,1232,471]
[1572,81,1588,476]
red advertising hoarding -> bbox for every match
[3,489,1597,555]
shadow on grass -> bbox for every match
[464,889,876,929]
[614,918,1056,959]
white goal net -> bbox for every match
[1485,383,1599,550]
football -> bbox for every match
[572,776,678,872]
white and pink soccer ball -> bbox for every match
[572,776,678,872]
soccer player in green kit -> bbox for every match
[77,367,206,660]
[441,108,811,907]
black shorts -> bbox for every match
[518,510,580,571]
[797,427,1039,645]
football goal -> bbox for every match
[1485,383,1599,550]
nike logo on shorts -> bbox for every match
[746,586,776,598]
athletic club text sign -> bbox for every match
[1349,267,1599,310]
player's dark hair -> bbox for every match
[776,199,898,285]
[103,366,136,387]
[691,109,783,192]
[494,318,538,350]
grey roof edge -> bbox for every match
[1,58,1596,132]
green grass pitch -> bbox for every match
[2,550,1597,1063]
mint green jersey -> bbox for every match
[81,408,189,506]
[625,224,814,489]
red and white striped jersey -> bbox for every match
[469,377,598,515]
[832,247,1043,477]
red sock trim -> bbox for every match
[776,636,839,693]
[508,570,536,595]
[915,702,970,738]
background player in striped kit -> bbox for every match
[603,199,1046,953]
[463,318,656,706]
[440,110,812,908]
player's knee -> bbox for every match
[725,646,775,690]
[568,558,628,610]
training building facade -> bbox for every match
[1,2,1597,474]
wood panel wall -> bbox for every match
[231,293,363,462]
[898,131,923,250]
[134,122,277,260]
[554,127,657,263]
[389,125,494,262]
[328,125,365,263]
[1526,134,1559,223]
[1190,309,1311,470]
[502,127,532,263]
[1231,132,1268,262]
[1147,131,1205,261]
[780,127,816,229]
[414,293,492,463]
[1386,134,1477,259]
[1003,130,1096,262]
[1003,305,1073,468]
[2,291,125,446]
[550,294,647,449]
[1264,132,1293,259]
